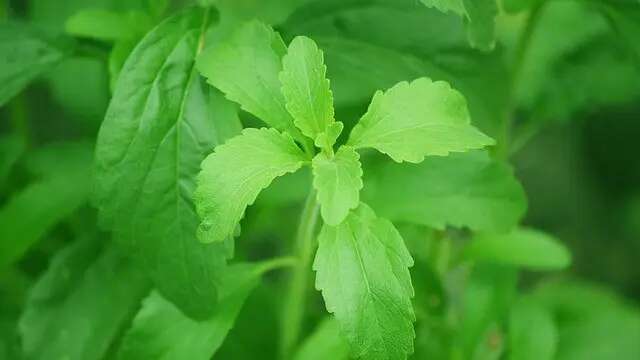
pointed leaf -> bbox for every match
[280,36,337,145]
[94,8,240,319]
[312,146,362,225]
[348,77,493,163]
[195,127,307,243]
[197,21,302,140]
[314,203,415,359]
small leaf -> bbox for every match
[314,121,343,151]
[117,262,273,360]
[312,146,363,225]
[19,239,150,360]
[294,318,350,360]
[195,127,307,243]
[280,36,336,144]
[363,151,526,232]
[314,203,415,359]
[509,298,558,360]
[465,228,572,271]
[65,9,152,42]
[197,21,303,141]
[0,22,71,106]
[348,77,493,163]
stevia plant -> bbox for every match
[2,0,640,360]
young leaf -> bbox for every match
[195,127,307,243]
[509,298,558,360]
[363,151,526,232]
[348,78,494,163]
[465,228,572,271]
[0,22,71,106]
[197,21,303,141]
[94,8,240,319]
[294,318,350,360]
[65,9,152,42]
[313,203,415,359]
[312,146,363,225]
[280,36,337,146]
[19,239,150,360]
[118,261,275,360]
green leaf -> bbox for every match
[108,38,138,91]
[65,9,152,41]
[0,134,25,187]
[420,0,497,50]
[312,146,362,225]
[363,151,526,232]
[0,22,71,106]
[508,298,557,360]
[197,20,303,141]
[195,127,307,243]
[313,203,415,359]
[94,8,240,319]
[0,151,91,269]
[294,318,350,360]
[118,261,276,360]
[348,77,494,163]
[280,36,337,146]
[312,146,363,226]
[465,228,572,271]
[19,239,150,360]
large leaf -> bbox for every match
[0,22,71,106]
[465,228,571,271]
[348,77,494,163]
[117,261,277,360]
[196,20,303,141]
[313,203,415,359]
[195,127,307,243]
[19,239,150,360]
[363,151,526,232]
[312,146,363,225]
[280,36,337,146]
[93,8,241,319]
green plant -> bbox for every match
[1,0,640,360]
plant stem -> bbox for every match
[496,2,546,159]
[280,190,320,359]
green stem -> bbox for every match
[280,190,320,359]
[495,2,546,160]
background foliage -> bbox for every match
[1,0,639,359]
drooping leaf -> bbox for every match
[0,147,91,269]
[195,127,307,243]
[196,20,303,141]
[280,36,337,146]
[0,22,71,106]
[465,228,572,271]
[65,9,152,41]
[117,261,277,360]
[19,239,150,360]
[348,77,494,163]
[94,8,240,319]
[508,297,558,360]
[313,203,415,359]
[312,146,363,225]
[363,151,526,232]
[294,318,350,360]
